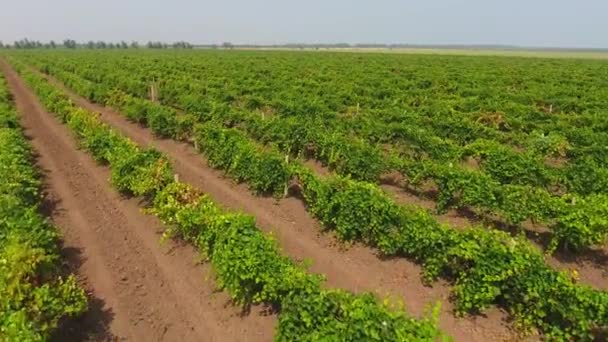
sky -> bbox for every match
[1,0,607,48]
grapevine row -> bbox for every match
[31,50,608,196]
[9,58,445,342]
[33,57,608,253]
[10,55,608,339]
[0,73,87,340]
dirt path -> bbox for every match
[31,66,525,341]
[1,61,275,342]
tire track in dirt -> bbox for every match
[1,60,275,342]
[33,65,524,341]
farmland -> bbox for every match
[1,49,607,341]
[0,68,87,340]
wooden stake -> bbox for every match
[283,154,290,198]
[150,78,158,102]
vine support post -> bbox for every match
[283,153,290,198]
[149,78,158,102]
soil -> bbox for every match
[29,65,525,341]
[1,60,275,342]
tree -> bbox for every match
[13,38,39,49]
[172,41,193,49]
[0,41,4,49]
[120,41,128,49]
[49,40,57,48]
[222,42,234,49]
[130,41,140,49]
[63,39,77,49]
[86,41,95,49]
[95,41,107,49]
[146,41,167,49]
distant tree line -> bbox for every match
[84,41,137,49]
[0,38,193,49]
[145,41,193,49]
[3,40,607,52]
[6,38,57,49]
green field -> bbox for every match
[237,46,608,59]
[4,49,608,340]
[0,70,87,341]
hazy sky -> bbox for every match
[1,0,606,48]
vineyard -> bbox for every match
[0,70,87,340]
[0,49,607,341]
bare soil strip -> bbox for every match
[31,65,524,341]
[1,60,275,342]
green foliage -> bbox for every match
[11,50,608,340]
[550,194,608,252]
[146,104,179,138]
[150,182,323,306]
[464,139,555,188]
[294,164,608,339]
[497,184,564,225]
[194,124,290,197]
[13,61,446,341]
[110,148,173,197]
[564,156,608,195]
[316,132,389,182]
[0,237,86,341]
[174,113,196,141]
[0,80,87,340]
[67,108,135,162]
[108,90,180,138]
[297,171,404,245]
[20,51,608,253]
[151,182,443,341]
[526,131,571,158]
[114,91,149,124]
[430,163,501,214]
[277,291,445,342]
[14,64,175,199]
